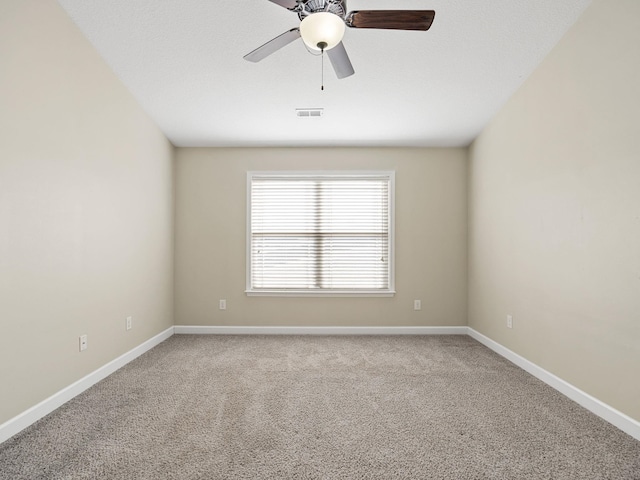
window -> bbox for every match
[246,171,395,296]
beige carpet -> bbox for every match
[0,334,638,479]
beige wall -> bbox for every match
[468,0,640,421]
[175,148,467,327]
[0,0,174,424]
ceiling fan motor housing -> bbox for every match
[295,0,346,20]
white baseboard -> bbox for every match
[0,326,174,445]
[468,328,640,441]
[174,325,468,335]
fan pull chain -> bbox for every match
[318,42,327,91]
[321,48,324,91]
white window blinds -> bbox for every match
[247,172,394,295]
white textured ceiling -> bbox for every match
[57,0,592,147]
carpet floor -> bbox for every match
[0,334,638,479]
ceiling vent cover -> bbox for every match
[296,108,324,118]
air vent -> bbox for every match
[296,108,324,118]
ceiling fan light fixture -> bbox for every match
[300,12,345,51]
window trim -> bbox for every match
[245,171,395,297]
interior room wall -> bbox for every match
[0,0,174,425]
[468,0,640,421]
[175,147,467,328]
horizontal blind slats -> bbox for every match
[250,175,391,291]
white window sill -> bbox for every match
[245,289,396,298]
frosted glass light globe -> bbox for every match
[300,12,345,51]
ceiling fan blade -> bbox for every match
[267,0,298,9]
[243,28,301,63]
[346,10,435,31]
[327,42,354,79]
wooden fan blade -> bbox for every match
[268,0,298,9]
[244,29,301,63]
[347,10,435,31]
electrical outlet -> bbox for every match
[507,315,513,329]
[219,299,226,310]
[414,300,421,311]
[79,335,88,352]
[126,316,132,331]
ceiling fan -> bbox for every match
[244,0,435,79]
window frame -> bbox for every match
[246,171,395,297]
